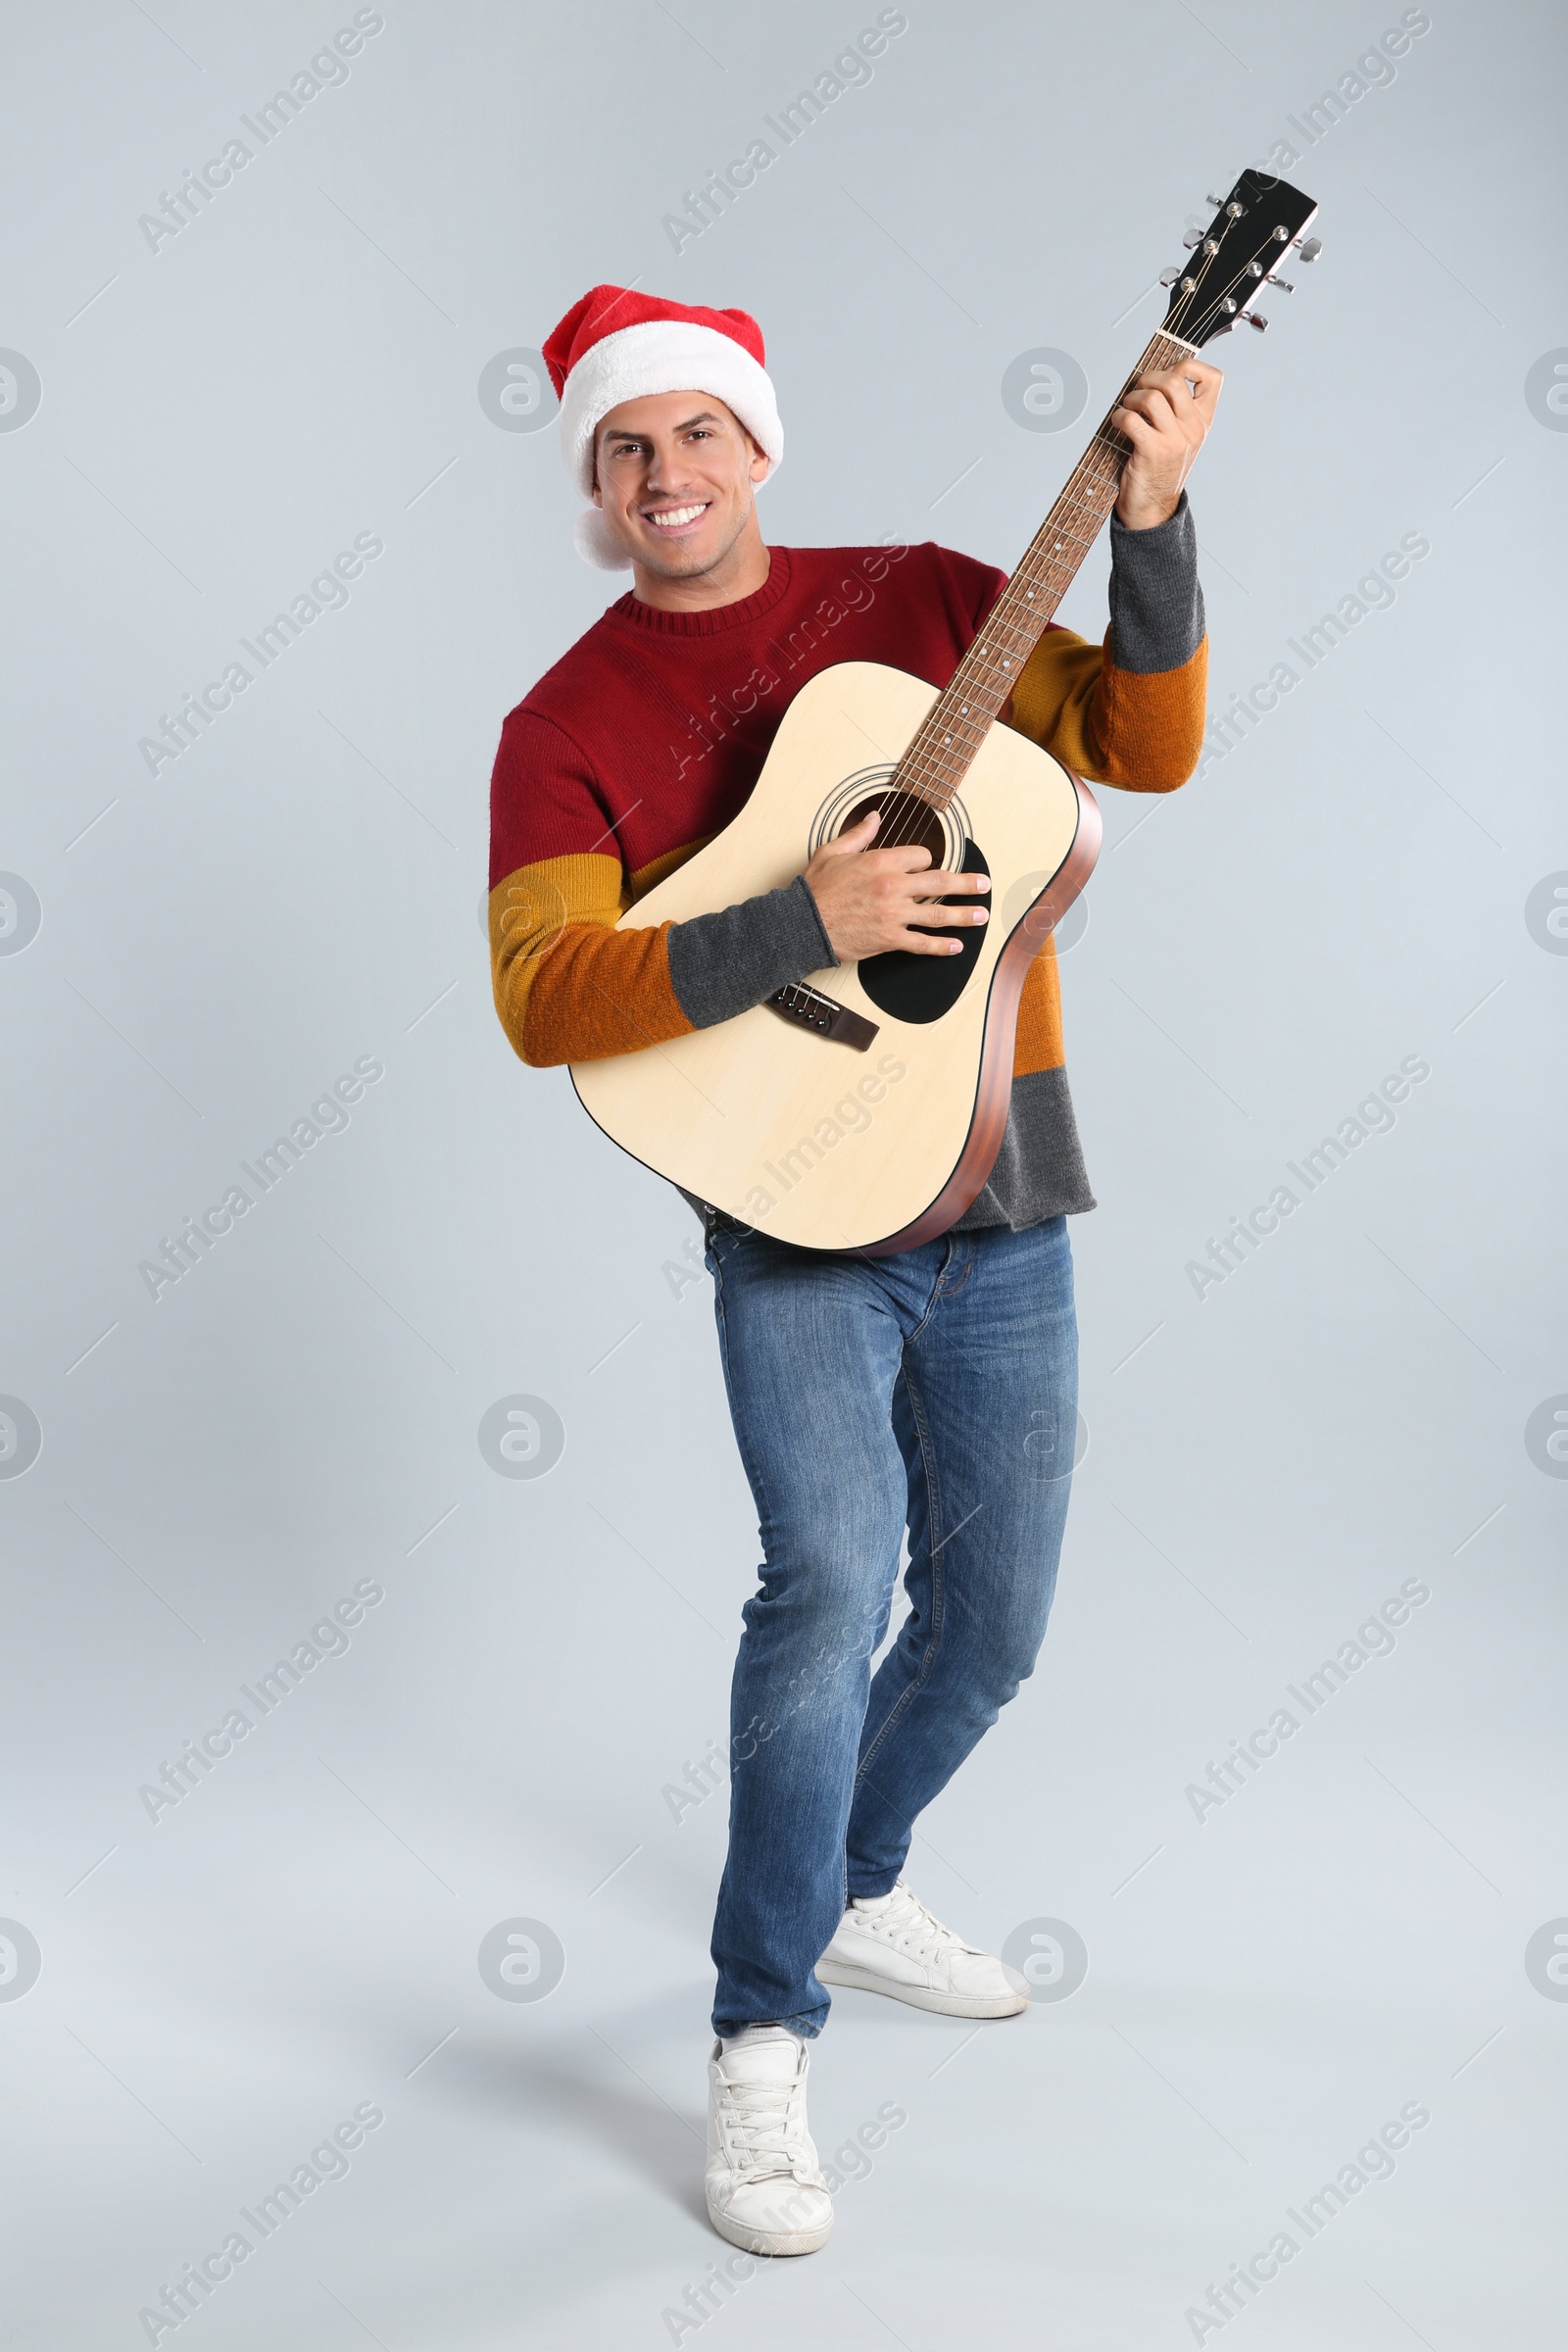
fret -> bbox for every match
[894,327,1192,808]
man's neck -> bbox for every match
[628,529,772,614]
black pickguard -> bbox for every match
[857,839,991,1024]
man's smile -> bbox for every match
[642,501,712,533]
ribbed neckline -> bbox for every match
[609,546,793,636]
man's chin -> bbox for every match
[632,534,721,578]
[635,544,708,577]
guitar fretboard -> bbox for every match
[895,327,1200,810]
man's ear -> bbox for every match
[745,430,769,484]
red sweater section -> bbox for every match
[488,543,1008,890]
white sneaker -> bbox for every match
[705,2028,834,2257]
[817,1882,1029,2018]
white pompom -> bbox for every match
[572,509,632,569]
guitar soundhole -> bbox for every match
[839,789,948,865]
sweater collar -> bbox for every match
[609,545,793,637]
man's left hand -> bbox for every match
[1112,359,1223,529]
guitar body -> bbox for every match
[569,662,1101,1255]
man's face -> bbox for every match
[592,392,769,582]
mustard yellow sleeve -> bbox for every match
[489,853,693,1068]
[1007,494,1208,793]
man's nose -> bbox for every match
[645,442,694,488]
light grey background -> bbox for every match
[1,2,1563,2346]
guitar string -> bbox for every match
[882,322,1204,836]
[864,199,1297,874]
[872,219,1290,867]
[869,377,1141,865]
[872,337,1168,858]
[880,399,1134,808]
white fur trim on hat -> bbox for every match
[559,318,783,493]
[559,318,783,566]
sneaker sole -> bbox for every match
[706,2200,834,2258]
[816,1957,1029,2017]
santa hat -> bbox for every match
[542,284,784,569]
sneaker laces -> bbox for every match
[715,2061,817,2184]
[858,1883,982,1969]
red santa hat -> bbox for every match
[543,284,784,569]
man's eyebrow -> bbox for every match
[603,410,725,442]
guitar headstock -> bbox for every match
[1161,170,1320,346]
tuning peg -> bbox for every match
[1159,266,1182,286]
[1239,308,1268,331]
[1294,235,1323,261]
[1264,272,1296,292]
[1182,229,1203,248]
[1205,191,1225,207]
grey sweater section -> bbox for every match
[666,872,836,1030]
[1106,492,1205,673]
[950,1065,1095,1230]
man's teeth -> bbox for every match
[647,504,707,528]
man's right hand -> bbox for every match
[803,809,990,962]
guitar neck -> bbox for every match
[897,325,1199,810]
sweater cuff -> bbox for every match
[1107,491,1205,674]
[666,873,837,1030]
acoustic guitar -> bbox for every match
[571,169,1319,1253]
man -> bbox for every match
[489,285,1216,2257]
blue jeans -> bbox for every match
[704,1212,1078,2040]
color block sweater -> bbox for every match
[488,497,1207,1232]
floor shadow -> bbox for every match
[442,2033,709,2225]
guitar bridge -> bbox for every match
[765,983,879,1052]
